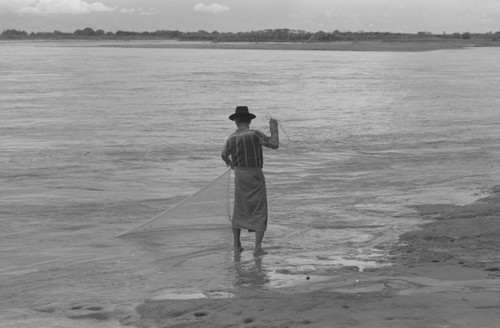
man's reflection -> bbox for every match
[232,252,270,287]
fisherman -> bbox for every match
[221,106,279,256]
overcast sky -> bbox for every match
[1,0,499,34]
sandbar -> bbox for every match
[92,40,500,52]
[119,186,500,327]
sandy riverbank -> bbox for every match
[79,39,500,52]
[107,186,500,328]
[5,39,499,51]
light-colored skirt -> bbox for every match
[232,167,268,231]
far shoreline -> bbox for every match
[4,39,500,52]
[86,40,500,52]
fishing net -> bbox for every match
[116,169,232,237]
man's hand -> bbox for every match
[269,118,278,131]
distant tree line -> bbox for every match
[2,27,500,42]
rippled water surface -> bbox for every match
[1,41,500,325]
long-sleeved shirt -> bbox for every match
[221,128,279,168]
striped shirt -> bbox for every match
[221,129,278,168]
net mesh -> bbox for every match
[116,169,232,237]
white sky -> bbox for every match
[1,0,499,34]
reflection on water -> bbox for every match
[232,254,270,288]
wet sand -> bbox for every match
[116,186,500,327]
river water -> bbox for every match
[1,41,500,326]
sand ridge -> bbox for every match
[73,39,500,52]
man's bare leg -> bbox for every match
[254,230,267,256]
[233,228,243,252]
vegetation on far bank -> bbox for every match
[2,27,500,43]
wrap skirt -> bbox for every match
[232,167,268,232]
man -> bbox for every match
[221,106,279,256]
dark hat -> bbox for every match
[229,106,256,121]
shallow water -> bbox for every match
[1,41,500,325]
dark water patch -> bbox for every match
[2,172,49,181]
[65,304,114,321]
[88,242,118,249]
[51,186,108,192]
[311,222,386,230]
[58,224,97,231]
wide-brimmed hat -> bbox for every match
[229,106,256,121]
